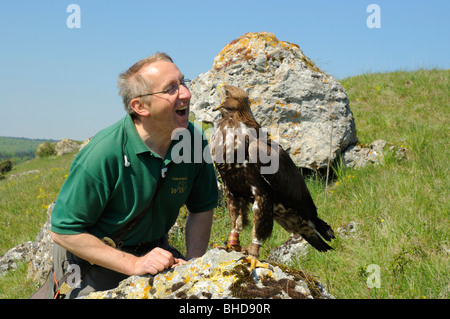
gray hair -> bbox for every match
[117,52,173,117]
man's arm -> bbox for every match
[185,209,214,260]
[51,232,183,276]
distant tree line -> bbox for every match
[0,150,35,162]
[0,136,58,163]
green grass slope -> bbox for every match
[0,153,73,298]
[299,68,449,299]
[0,69,448,299]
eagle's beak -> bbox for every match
[214,83,226,111]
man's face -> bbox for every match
[139,60,191,135]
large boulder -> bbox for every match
[189,32,358,170]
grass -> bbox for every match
[0,155,73,252]
[1,69,449,299]
[0,154,73,298]
[298,68,449,299]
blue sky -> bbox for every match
[1,0,449,140]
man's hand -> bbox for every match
[131,247,187,276]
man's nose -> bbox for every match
[178,83,191,100]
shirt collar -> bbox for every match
[124,114,192,165]
[124,114,152,155]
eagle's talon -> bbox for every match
[240,256,269,271]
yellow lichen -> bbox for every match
[214,32,284,71]
[214,32,323,73]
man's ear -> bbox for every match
[130,98,150,117]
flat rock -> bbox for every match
[81,248,334,299]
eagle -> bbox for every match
[210,84,335,269]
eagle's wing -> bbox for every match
[249,136,335,250]
[248,137,317,216]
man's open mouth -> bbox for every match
[176,106,188,116]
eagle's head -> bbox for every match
[215,84,251,114]
[214,84,260,128]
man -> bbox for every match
[50,53,218,298]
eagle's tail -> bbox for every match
[314,217,336,242]
[302,218,336,252]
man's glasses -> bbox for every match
[134,79,191,99]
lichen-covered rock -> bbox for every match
[1,203,54,280]
[27,202,54,284]
[0,241,35,276]
[81,248,334,299]
[55,138,80,156]
[341,139,409,169]
[189,32,357,170]
[268,234,309,265]
[341,139,387,168]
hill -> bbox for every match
[0,137,58,163]
[0,69,448,299]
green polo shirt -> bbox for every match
[51,114,218,246]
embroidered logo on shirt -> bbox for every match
[171,177,187,194]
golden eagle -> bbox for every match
[211,84,335,269]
